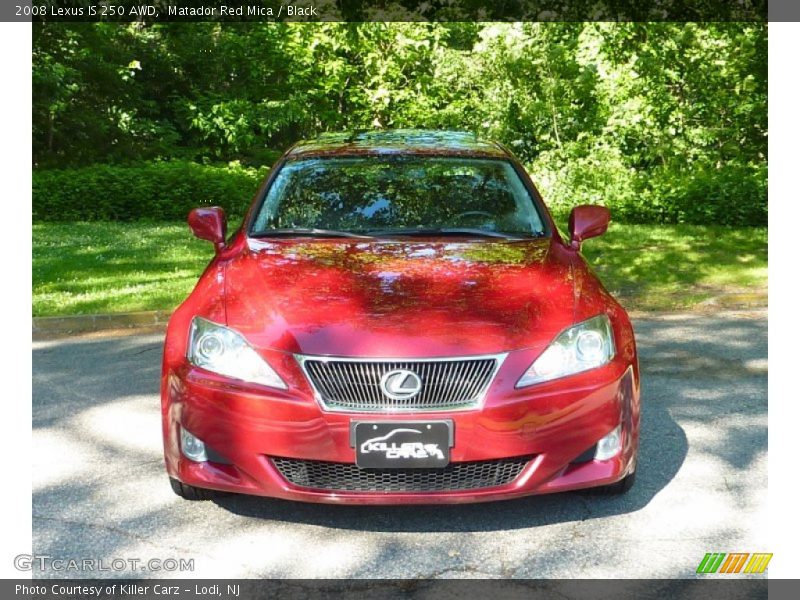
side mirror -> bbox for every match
[188,207,227,253]
[568,205,610,250]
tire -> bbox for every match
[584,471,636,496]
[169,477,224,501]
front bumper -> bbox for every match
[161,352,639,505]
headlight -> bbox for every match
[517,315,615,387]
[188,317,287,389]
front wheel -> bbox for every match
[169,477,225,501]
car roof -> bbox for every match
[285,129,510,159]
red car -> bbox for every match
[162,130,640,504]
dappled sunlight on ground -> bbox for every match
[32,312,767,578]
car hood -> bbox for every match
[224,238,576,357]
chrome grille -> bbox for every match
[298,355,504,412]
[271,456,531,492]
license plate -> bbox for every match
[353,421,453,468]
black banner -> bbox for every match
[3,579,790,600]
[2,0,773,23]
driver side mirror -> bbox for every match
[188,207,227,253]
[568,205,610,250]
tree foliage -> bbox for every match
[32,22,766,225]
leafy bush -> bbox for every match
[644,162,767,226]
[33,156,765,226]
[33,162,269,221]
[529,148,766,226]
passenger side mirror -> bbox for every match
[568,205,610,250]
[188,207,227,253]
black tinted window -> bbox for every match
[251,157,545,235]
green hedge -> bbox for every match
[33,161,269,221]
[33,159,765,226]
[530,149,767,227]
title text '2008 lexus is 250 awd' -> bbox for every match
[162,130,640,504]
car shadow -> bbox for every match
[213,314,770,532]
[212,393,687,532]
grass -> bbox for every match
[32,221,767,317]
[33,222,214,317]
[580,222,767,311]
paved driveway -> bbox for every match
[31,311,767,578]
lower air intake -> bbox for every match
[271,456,532,492]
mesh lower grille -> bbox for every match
[299,356,501,412]
[271,456,532,492]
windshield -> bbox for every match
[250,157,546,237]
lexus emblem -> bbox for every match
[380,369,423,400]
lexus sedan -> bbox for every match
[162,130,640,504]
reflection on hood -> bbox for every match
[224,239,575,356]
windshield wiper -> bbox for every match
[365,228,538,240]
[251,228,374,240]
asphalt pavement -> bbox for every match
[31,310,768,579]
